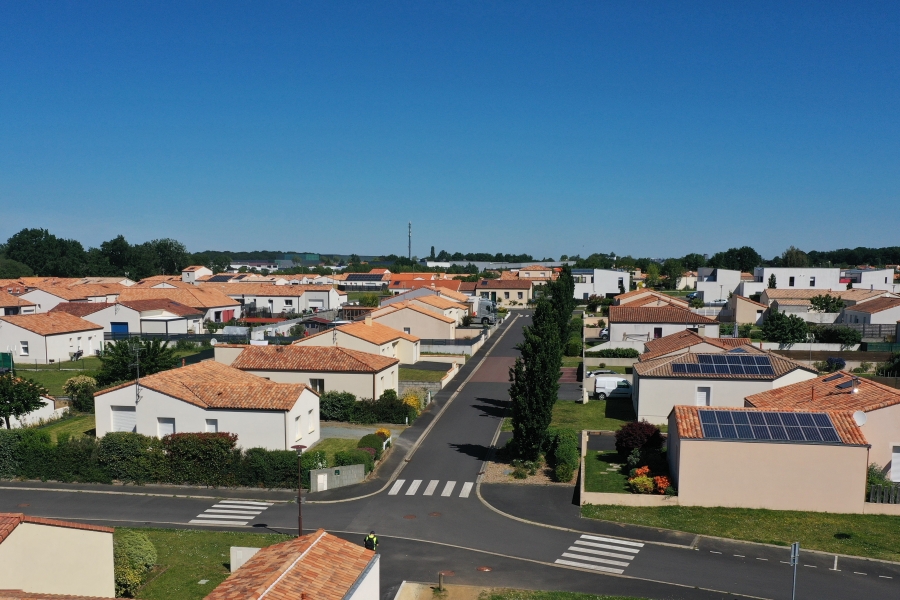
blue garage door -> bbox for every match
[110,322,129,339]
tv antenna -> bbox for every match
[129,340,144,404]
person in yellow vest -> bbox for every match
[364,530,378,551]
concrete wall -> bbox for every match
[245,365,398,399]
[609,322,718,343]
[844,304,900,325]
[859,403,900,479]
[730,297,766,325]
[309,464,366,492]
[573,270,630,300]
[0,522,115,597]
[19,289,68,313]
[77,304,142,334]
[295,330,419,364]
[696,269,743,300]
[214,345,244,366]
[95,385,320,450]
[7,397,68,428]
[675,438,868,512]
[755,267,843,291]
[0,321,103,364]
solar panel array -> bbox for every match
[208,275,234,282]
[699,410,842,443]
[671,354,776,376]
[346,273,386,282]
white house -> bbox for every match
[117,287,241,323]
[842,297,900,325]
[0,313,104,364]
[216,344,399,400]
[199,282,345,313]
[0,290,36,316]
[640,330,751,362]
[572,268,631,300]
[294,318,421,364]
[93,360,320,451]
[841,268,898,293]
[19,283,123,313]
[608,305,719,342]
[696,268,745,301]
[752,267,843,292]
[181,265,213,284]
[49,299,205,337]
[632,348,818,424]
[371,301,457,339]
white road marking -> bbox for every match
[568,546,634,560]
[580,534,644,548]
[216,500,273,507]
[756,558,768,561]
[406,480,422,495]
[203,509,262,515]
[854,572,867,575]
[189,519,251,526]
[734,555,745,558]
[711,551,723,555]
[423,480,439,495]
[554,559,623,574]
[441,481,457,496]
[560,552,630,568]
[879,576,892,579]
[198,513,249,520]
[388,480,406,495]
[804,565,816,568]
[554,534,642,575]
[459,482,474,498]
[575,540,640,554]
[190,500,272,526]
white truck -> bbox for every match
[468,297,498,325]
[588,376,633,400]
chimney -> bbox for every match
[365,314,372,326]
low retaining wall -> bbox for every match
[309,464,366,492]
[584,357,637,368]
[862,503,900,516]
[399,381,442,397]
[417,354,466,366]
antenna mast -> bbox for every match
[408,222,412,262]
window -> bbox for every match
[653,327,663,339]
[788,277,795,287]
[295,415,302,440]
[157,417,175,437]
[583,293,589,300]
[111,406,136,432]
[284,299,293,307]
[205,419,218,433]
[19,341,28,356]
[809,277,816,286]
[309,378,325,394]
[403,327,411,335]
[69,337,73,348]
[517,292,523,299]
[504,292,510,299]
[616,381,631,389]
[893,445,900,483]
[480,292,489,299]
[696,387,711,407]
[214,311,222,322]
[308,409,315,433]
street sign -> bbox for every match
[790,542,800,566]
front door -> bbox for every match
[317,473,328,491]
[892,446,900,482]
[491,292,497,302]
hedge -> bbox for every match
[114,530,157,597]
[0,430,325,489]
[334,448,374,473]
[551,429,579,482]
[585,348,640,358]
[357,433,384,460]
[319,390,418,424]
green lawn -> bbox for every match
[18,369,98,396]
[551,398,635,432]
[561,357,583,368]
[580,505,900,562]
[37,413,96,442]
[399,367,447,382]
[481,591,644,600]
[15,356,103,371]
[583,450,629,493]
[128,528,291,600]
[308,437,359,466]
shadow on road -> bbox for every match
[448,442,491,460]
[471,397,509,418]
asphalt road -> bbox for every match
[2,313,899,600]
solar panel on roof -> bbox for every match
[715,364,730,374]
[786,427,804,441]
[736,425,754,439]
[823,373,844,382]
[686,364,701,374]
[754,356,771,366]
[811,413,832,427]
[720,424,737,438]
[729,347,747,353]
[729,365,745,375]
[744,365,760,375]
[698,410,841,445]
[700,364,715,374]
[715,411,733,424]
[796,413,815,427]
[699,411,718,424]
[802,427,822,442]
[836,380,854,389]
[748,412,765,426]
[208,275,233,282]
[759,366,775,375]
[781,413,800,427]
[713,355,728,364]
[752,426,772,440]
[732,412,749,425]
[699,355,713,364]
[820,429,841,443]
[740,355,760,365]
[770,426,788,440]
[726,355,742,364]
[672,364,687,373]
[702,423,721,438]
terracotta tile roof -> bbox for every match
[772,298,814,307]
[762,289,894,303]
[411,295,467,311]
[49,302,114,317]
[740,272,755,280]
[634,350,815,380]
[608,306,717,325]
[374,301,456,323]
[458,282,477,292]
[628,296,685,308]
[205,529,375,600]
[672,406,867,446]
[474,279,532,290]
[94,361,311,410]
[0,290,35,308]
[118,287,239,309]
[734,295,768,308]
[117,299,203,316]
[844,297,900,314]
[0,513,113,545]
[0,313,104,336]
[28,283,123,301]
[232,345,398,373]
[182,265,208,272]
[640,331,752,361]
[198,282,335,297]
[387,273,436,281]
[299,321,419,345]
[368,268,390,274]
[745,371,900,413]
[519,265,551,272]
[613,290,688,306]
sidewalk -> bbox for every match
[0,479,299,502]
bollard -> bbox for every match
[438,572,443,592]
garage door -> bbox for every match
[110,322,129,337]
[111,406,137,432]
[308,300,324,310]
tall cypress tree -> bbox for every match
[546,266,576,348]
[509,298,561,460]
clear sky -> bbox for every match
[1,1,898,260]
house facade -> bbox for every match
[842,297,900,325]
[372,302,457,339]
[0,290,35,316]
[608,305,719,342]
[473,279,533,307]
[0,313,104,363]
[572,269,630,300]
[294,318,420,364]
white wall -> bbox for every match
[696,269,743,301]
[346,555,380,600]
[7,397,68,428]
[244,365,398,399]
[19,289,68,313]
[77,304,141,335]
[844,304,900,325]
[848,269,897,292]
[609,323,718,342]
[754,267,842,291]
[573,270,630,300]
[0,321,103,364]
[374,309,455,340]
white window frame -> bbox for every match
[157,417,176,437]
[892,443,900,483]
[309,378,325,394]
[295,415,303,440]
[308,409,315,433]
[205,419,218,433]
[696,386,712,407]
[19,341,29,356]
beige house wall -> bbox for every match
[859,403,900,478]
[731,297,766,325]
[294,331,419,364]
[246,364,398,399]
[676,439,868,513]
[0,523,115,597]
[374,309,455,339]
[479,287,532,308]
[214,345,245,366]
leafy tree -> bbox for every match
[761,310,808,345]
[96,338,178,386]
[508,299,561,460]
[63,375,98,413]
[644,263,661,288]
[0,258,33,278]
[768,274,777,289]
[5,228,87,277]
[358,293,380,307]
[0,374,48,429]
[150,238,190,275]
[810,294,845,313]
[680,253,707,270]
[546,266,576,347]
[288,323,307,337]
[585,294,602,312]
[689,297,704,308]
[781,246,809,268]
[660,259,684,290]
[708,246,762,272]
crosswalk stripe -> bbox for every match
[580,534,644,548]
[190,519,250,526]
[198,513,251,520]
[406,480,422,495]
[554,559,624,574]
[568,546,634,560]
[203,509,262,515]
[560,552,630,568]
[423,480,439,495]
[574,540,640,554]
[441,481,457,497]
[459,482,474,498]
[216,500,273,507]
[388,480,406,495]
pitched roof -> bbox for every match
[117,299,203,316]
[519,265,551,271]
[763,289,893,302]
[844,297,900,314]
[640,330,752,361]
[473,279,532,290]
[613,290,689,307]
[27,283,123,301]
[745,371,900,413]
[117,287,239,309]
[374,301,456,323]
[672,406,867,446]
[49,302,115,317]
[0,313,104,336]
[411,295,467,311]
[299,320,419,345]
[0,512,113,545]
[608,306,717,325]
[205,529,375,600]
[0,290,35,308]
[634,350,814,380]
[182,265,208,272]
[94,361,311,410]
[734,294,768,308]
[198,282,335,297]
[458,282,477,292]
[231,345,398,373]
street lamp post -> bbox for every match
[291,444,307,536]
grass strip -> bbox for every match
[399,367,447,382]
[583,450,629,493]
[309,437,360,466]
[581,504,900,562]
[36,413,96,442]
[551,399,634,432]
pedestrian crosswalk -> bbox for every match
[387,479,475,499]
[189,499,274,526]
[555,534,643,574]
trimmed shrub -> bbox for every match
[551,429,580,483]
[564,338,583,357]
[585,348,640,358]
[375,427,391,439]
[62,375,98,413]
[98,432,164,484]
[629,475,654,494]
[16,429,54,480]
[350,390,417,425]
[614,421,663,456]
[114,530,157,597]
[162,432,240,486]
[49,435,110,483]
[319,391,357,421]
[334,448,374,473]
[0,429,23,478]
[357,434,384,460]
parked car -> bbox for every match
[590,377,632,400]
[599,327,609,339]
[707,298,728,306]
[686,292,699,300]
[586,369,616,377]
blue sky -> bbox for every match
[1,2,898,260]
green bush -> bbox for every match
[555,462,574,483]
[349,390,417,425]
[564,338,583,357]
[0,429,23,478]
[357,434,384,460]
[163,432,240,486]
[319,391,357,421]
[334,448,374,473]
[810,325,863,347]
[867,463,892,498]
[585,348,640,358]
[49,435,110,484]
[551,429,579,482]
[629,475,654,494]
[98,432,164,484]
[62,375,98,413]
[114,530,157,597]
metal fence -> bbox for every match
[865,343,900,353]
[844,323,896,340]
[868,484,900,504]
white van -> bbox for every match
[590,377,632,400]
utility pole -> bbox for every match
[790,542,800,600]
[408,222,412,262]
[130,341,143,405]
